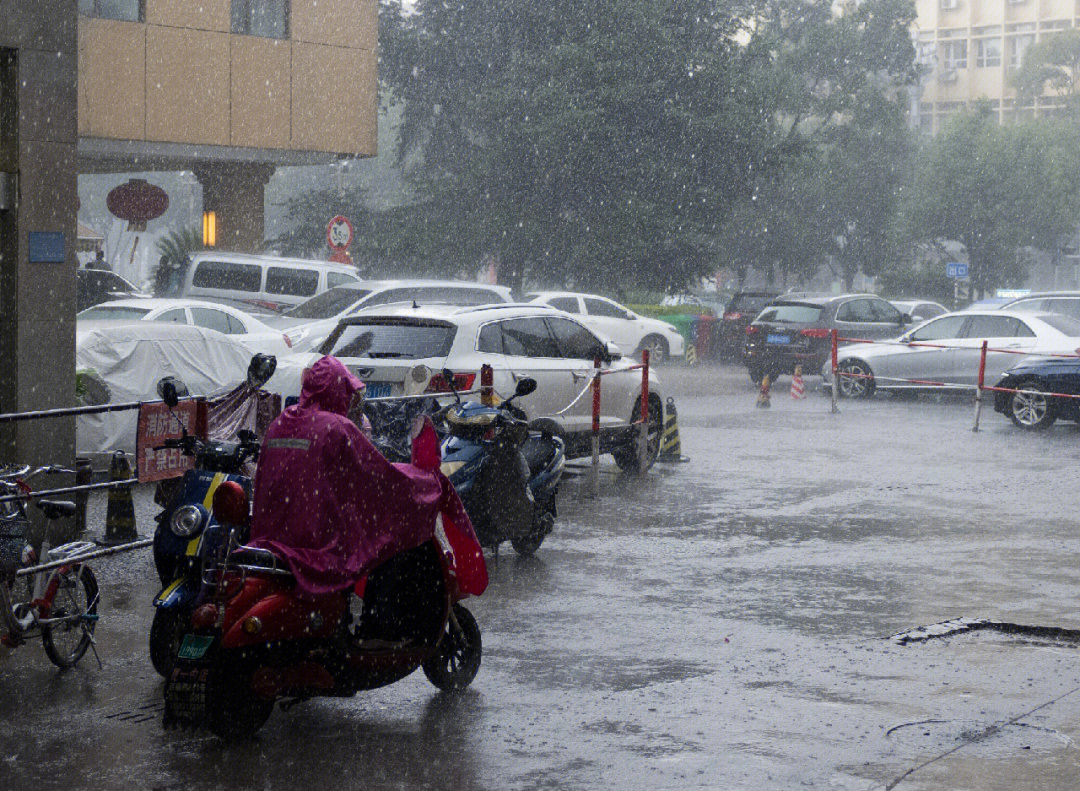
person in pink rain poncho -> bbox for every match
[249,355,487,599]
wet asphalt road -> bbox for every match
[4,363,1080,790]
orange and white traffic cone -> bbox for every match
[756,374,771,409]
[790,366,805,400]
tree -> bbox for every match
[1013,28,1080,110]
[899,107,1080,298]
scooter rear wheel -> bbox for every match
[511,507,553,557]
[423,604,481,692]
[206,662,274,741]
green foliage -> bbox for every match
[153,227,204,296]
[897,107,1080,298]
[1013,29,1080,109]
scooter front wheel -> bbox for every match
[423,604,481,692]
[511,507,554,557]
[149,607,184,678]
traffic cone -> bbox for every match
[756,374,771,409]
[790,366,805,400]
[100,451,137,546]
[658,397,686,462]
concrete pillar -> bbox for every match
[0,4,78,471]
[195,163,275,253]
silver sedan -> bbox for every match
[821,310,1080,398]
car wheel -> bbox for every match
[836,359,875,399]
[640,335,668,366]
[613,395,662,473]
[1010,380,1056,430]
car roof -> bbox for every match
[528,291,616,301]
[1001,291,1080,307]
[188,251,356,272]
[339,302,557,325]
[81,297,250,312]
[358,279,512,295]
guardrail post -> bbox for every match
[638,349,650,473]
[591,355,601,497]
[973,340,988,433]
[830,329,840,414]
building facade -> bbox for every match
[0,1,377,466]
[79,0,378,250]
[913,0,1080,131]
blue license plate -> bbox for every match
[177,634,213,660]
[366,382,393,399]
[767,334,790,345]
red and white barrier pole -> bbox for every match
[591,355,602,497]
[972,340,988,432]
[480,363,494,407]
[638,349,650,472]
[830,329,839,414]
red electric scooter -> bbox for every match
[163,479,484,740]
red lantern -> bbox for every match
[106,179,169,231]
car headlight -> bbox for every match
[170,504,205,538]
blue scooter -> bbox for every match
[148,355,274,677]
[438,376,565,556]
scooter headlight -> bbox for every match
[170,504,205,538]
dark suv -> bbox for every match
[76,269,146,312]
[718,291,778,361]
[744,293,912,383]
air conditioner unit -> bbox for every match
[1007,0,1027,5]
[940,0,959,9]
[938,69,958,83]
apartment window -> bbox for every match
[938,28,964,39]
[917,41,937,63]
[941,39,967,69]
[232,0,289,39]
[1010,34,1035,67]
[78,0,144,22]
[976,37,1001,68]
[1040,20,1071,31]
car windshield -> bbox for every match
[284,287,371,319]
[77,306,152,321]
[755,304,822,323]
[1039,314,1080,337]
[326,320,457,359]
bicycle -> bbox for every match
[0,464,100,669]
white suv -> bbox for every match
[266,303,664,468]
[527,291,686,364]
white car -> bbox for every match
[77,298,294,358]
[822,310,1080,397]
[265,280,513,352]
[890,300,947,323]
[526,291,685,364]
[266,303,665,468]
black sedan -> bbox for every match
[994,356,1080,429]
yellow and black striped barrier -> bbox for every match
[101,452,137,546]
[658,397,686,462]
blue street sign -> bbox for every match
[946,262,969,278]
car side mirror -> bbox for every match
[514,377,537,398]
[606,341,622,361]
[246,354,277,389]
[901,313,913,325]
[156,376,188,408]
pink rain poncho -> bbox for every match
[249,356,487,598]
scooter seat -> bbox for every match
[36,499,77,521]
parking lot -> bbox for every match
[3,363,1080,790]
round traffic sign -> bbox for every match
[326,215,354,251]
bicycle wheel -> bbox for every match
[42,565,98,669]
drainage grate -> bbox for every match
[103,701,164,725]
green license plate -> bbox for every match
[177,634,213,660]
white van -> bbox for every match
[179,252,364,310]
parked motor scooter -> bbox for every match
[439,373,565,556]
[149,354,276,677]
[163,462,484,740]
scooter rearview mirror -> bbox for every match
[246,354,277,389]
[442,367,456,391]
[156,376,188,409]
[513,377,537,399]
